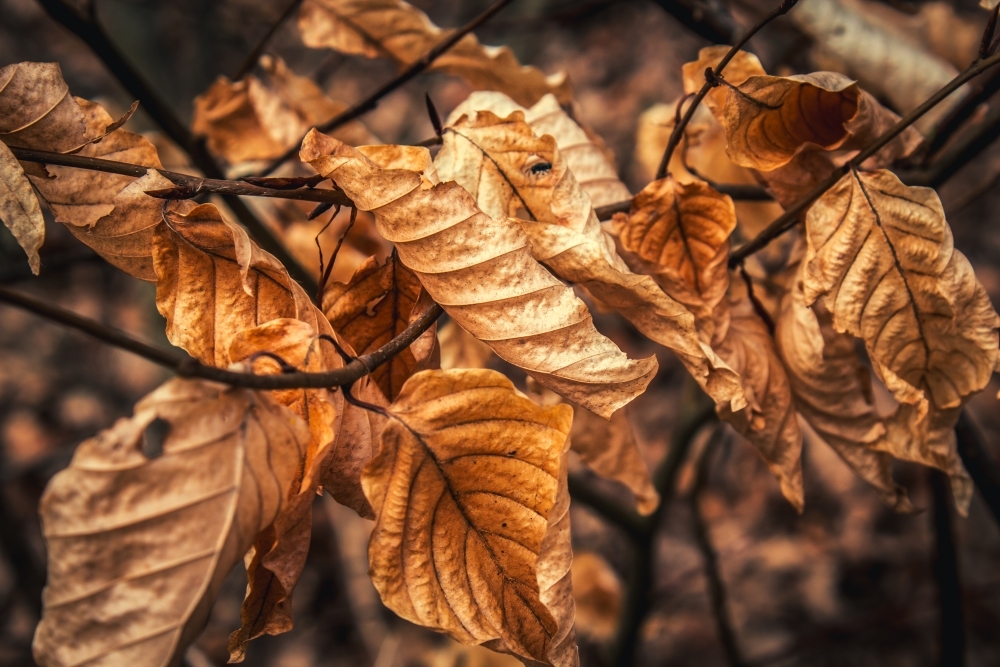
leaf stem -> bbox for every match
[728,50,1000,267]
[0,285,442,390]
[655,0,800,180]
[257,0,517,177]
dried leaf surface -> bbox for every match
[435,110,744,413]
[0,62,91,153]
[775,274,911,510]
[298,0,572,107]
[0,141,44,274]
[362,369,576,665]
[681,46,765,117]
[323,253,438,401]
[612,176,736,345]
[33,378,309,667]
[301,132,655,418]
[192,55,375,164]
[439,319,495,370]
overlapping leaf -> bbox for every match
[681,45,766,117]
[0,141,44,274]
[301,132,656,418]
[298,0,572,107]
[362,369,577,666]
[192,54,376,164]
[33,378,309,667]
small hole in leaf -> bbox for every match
[529,161,552,174]
[141,417,171,459]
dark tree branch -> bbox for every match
[930,469,965,667]
[656,0,800,180]
[258,0,517,176]
[955,411,1000,529]
[233,0,305,81]
[923,67,1000,161]
[567,473,647,540]
[901,103,1000,189]
[33,0,317,292]
[729,50,1000,267]
[0,285,442,390]
[690,435,745,667]
[11,146,354,207]
[647,0,738,44]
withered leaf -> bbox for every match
[0,62,91,153]
[0,141,45,274]
[192,55,376,164]
[435,110,745,414]
[438,318,495,370]
[298,0,572,107]
[803,170,1000,417]
[301,132,655,418]
[775,273,911,510]
[612,176,736,345]
[33,378,309,667]
[362,369,576,665]
[681,45,766,118]
[323,253,439,401]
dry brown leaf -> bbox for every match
[611,176,736,345]
[775,272,911,510]
[192,55,376,164]
[153,202,327,367]
[362,368,577,665]
[724,71,923,173]
[445,92,630,209]
[803,169,1000,417]
[0,62,91,153]
[298,0,572,107]
[435,110,745,415]
[33,378,310,667]
[0,141,44,274]
[323,253,439,401]
[570,552,621,641]
[681,46,766,118]
[715,299,804,511]
[439,319,495,370]
[301,132,655,418]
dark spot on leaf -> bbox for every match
[502,522,507,528]
[507,450,517,457]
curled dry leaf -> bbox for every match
[192,55,376,164]
[681,45,766,118]
[0,141,44,274]
[323,253,439,402]
[803,170,998,511]
[775,273,911,510]
[0,62,90,153]
[435,109,744,414]
[445,91,630,208]
[612,176,736,345]
[724,71,923,173]
[362,369,577,666]
[33,378,310,667]
[301,132,655,418]
[298,0,572,107]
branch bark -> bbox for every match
[955,411,1000,529]
[930,469,966,667]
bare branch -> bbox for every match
[0,285,442,390]
[233,0,305,81]
[930,469,966,666]
[955,412,1000,529]
[258,0,517,176]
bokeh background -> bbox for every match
[1,0,1000,665]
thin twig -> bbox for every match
[955,411,1000,529]
[656,0,800,180]
[924,68,1000,161]
[233,0,305,81]
[11,146,354,207]
[902,102,1000,188]
[567,472,647,540]
[690,432,745,667]
[258,0,517,176]
[729,50,1000,267]
[594,183,774,221]
[647,0,739,44]
[930,469,965,667]
[0,285,442,390]
[33,0,317,291]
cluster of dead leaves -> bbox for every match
[2,4,1000,666]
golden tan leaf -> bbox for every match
[439,319,495,370]
[569,552,621,641]
[33,377,310,667]
[803,170,1000,417]
[715,300,804,510]
[775,273,911,510]
[301,132,655,418]
[435,110,745,414]
[298,0,572,107]
[445,92,630,208]
[362,368,576,665]
[723,72,922,172]
[681,45,766,118]
[0,141,44,274]
[0,62,91,153]
[611,176,736,345]
[192,55,376,164]
[323,253,439,401]
[153,202,327,367]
